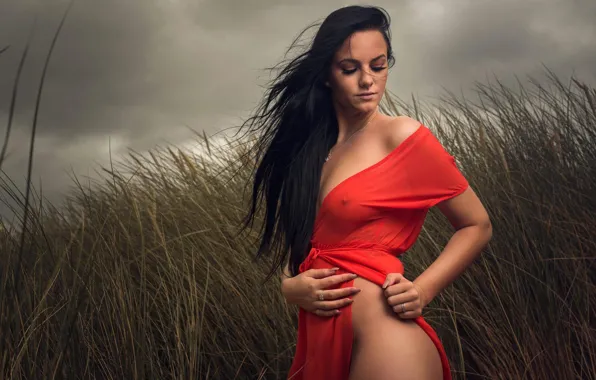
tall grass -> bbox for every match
[1,55,595,380]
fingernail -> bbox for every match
[354,288,362,293]
[335,310,341,314]
[331,267,340,271]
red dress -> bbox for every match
[287,125,469,380]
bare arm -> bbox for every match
[413,186,493,307]
[381,116,492,307]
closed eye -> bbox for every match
[342,66,387,75]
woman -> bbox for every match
[240,5,492,380]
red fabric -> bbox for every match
[288,125,469,380]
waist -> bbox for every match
[299,241,404,275]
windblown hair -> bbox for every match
[239,5,395,282]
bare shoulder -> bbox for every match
[382,115,424,149]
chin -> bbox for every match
[355,102,378,112]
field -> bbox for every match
[0,70,594,379]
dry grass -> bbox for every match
[0,69,594,379]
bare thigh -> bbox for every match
[349,276,443,380]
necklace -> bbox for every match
[325,109,379,163]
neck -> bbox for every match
[333,103,378,143]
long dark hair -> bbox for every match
[238,5,395,282]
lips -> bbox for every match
[357,92,376,96]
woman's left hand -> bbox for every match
[382,273,427,319]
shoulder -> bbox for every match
[381,115,425,150]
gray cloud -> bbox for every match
[0,0,594,224]
[408,0,596,91]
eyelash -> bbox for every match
[341,66,387,75]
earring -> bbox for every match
[325,82,330,87]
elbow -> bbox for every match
[460,217,492,244]
[480,217,493,244]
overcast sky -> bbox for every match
[0,0,595,224]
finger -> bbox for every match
[387,293,419,307]
[321,287,361,300]
[383,282,410,297]
[314,297,354,311]
[307,267,340,279]
[314,308,341,317]
[318,273,359,288]
[386,294,407,307]
[392,302,418,315]
[381,272,403,289]
[396,310,421,319]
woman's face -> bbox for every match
[327,29,389,113]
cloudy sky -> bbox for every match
[0,0,595,224]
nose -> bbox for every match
[359,68,374,89]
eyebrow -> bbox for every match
[338,54,387,64]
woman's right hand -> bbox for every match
[281,268,361,317]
